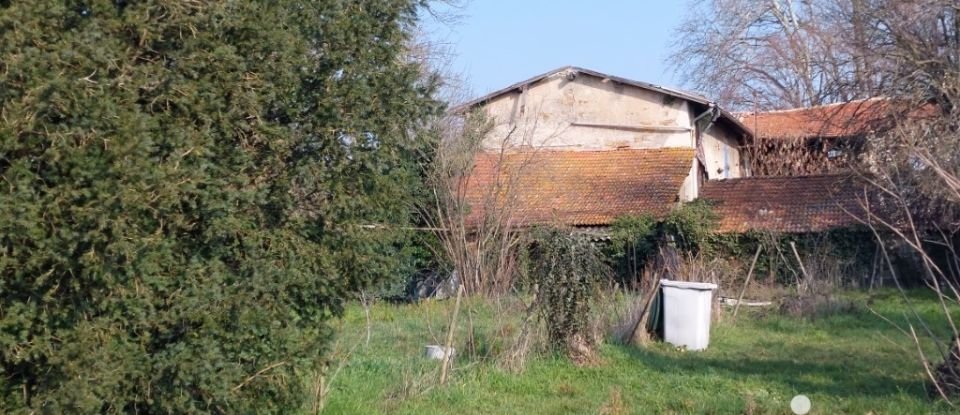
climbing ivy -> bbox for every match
[605,201,720,284]
[525,226,610,356]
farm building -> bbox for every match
[458,66,874,234]
[738,98,894,177]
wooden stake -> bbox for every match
[312,373,325,415]
[629,279,662,345]
[790,241,812,295]
[439,284,464,384]
[733,245,763,319]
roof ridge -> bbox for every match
[738,97,889,116]
[707,173,854,182]
[477,147,695,155]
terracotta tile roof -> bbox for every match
[700,175,870,233]
[464,148,694,227]
[738,99,895,140]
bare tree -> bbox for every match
[861,0,960,227]
[670,0,889,110]
[849,0,960,401]
[413,107,565,382]
[418,107,557,296]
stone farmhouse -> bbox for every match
[457,66,870,234]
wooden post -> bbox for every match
[790,241,812,295]
[629,279,662,345]
[733,245,763,319]
[439,284,464,384]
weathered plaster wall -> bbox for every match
[679,160,699,202]
[702,124,746,179]
[480,71,695,150]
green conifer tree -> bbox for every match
[0,1,440,412]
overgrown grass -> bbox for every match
[311,290,957,414]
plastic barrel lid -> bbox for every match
[660,279,718,290]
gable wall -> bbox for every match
[479,73,695,150]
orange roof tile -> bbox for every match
[700,175,870,233]
[464,148,694,227]
[738,99,895,140]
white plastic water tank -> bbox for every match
[660,279,718,351]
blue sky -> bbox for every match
[424,1,688,100]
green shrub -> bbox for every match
[715,228,880,287]
[0,1,438,412]
[606,215,658,285]
[606,202,880,288]
[605,201,719,284]
[661,199,720,254]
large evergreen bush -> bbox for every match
[0,1,439,412]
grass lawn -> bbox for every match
[313,290,957,414]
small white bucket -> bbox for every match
[424,345,455,360]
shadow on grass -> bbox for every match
[614,339,929,401]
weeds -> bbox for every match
[317,289,952,414]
